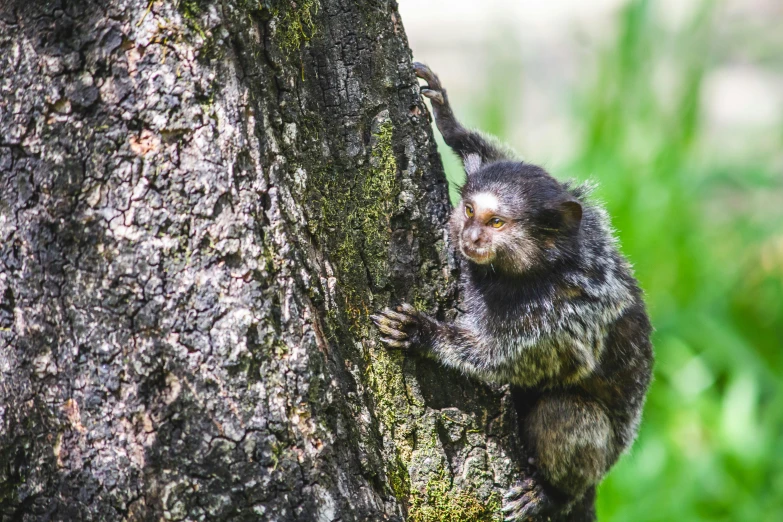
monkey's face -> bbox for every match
[450,191,541,272]
[451,162,583,274]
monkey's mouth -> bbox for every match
[460,244,495,264]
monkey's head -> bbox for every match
[449,161,583,274]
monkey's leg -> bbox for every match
[413,62,510,171]
[504,393,613,521]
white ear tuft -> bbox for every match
[464,153,482,176]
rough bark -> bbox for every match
[0,1,527,520]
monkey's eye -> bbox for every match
[465,204,474,218]
[488,218,505,229]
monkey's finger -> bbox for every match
[375,323,408,340]
[501,498,523,513]
[502,493,542,521]
[503,490,518,503]
[380,337,410,349]
[502,500,530,520]
[502,501,536,520]
[503,508,531,522]
[419,88,445,105]
[370,314,388,325]
[507,491,538,508]
[412,61,431,77]
[398,303,419,315]
[503,506,540,522]
[503,478,536,501]
[371,312,401,327]
[503,510,529,522]
[379,308,414,323]
[413,62,443,92]
[394,304,420,320]
[371,315,407,334]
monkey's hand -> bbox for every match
[414,62,494,166]
[413,62,446,106]
[371,303,433,352]
[502,476,562,522]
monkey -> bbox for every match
[372,63,653,521]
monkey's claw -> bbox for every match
[502,478,555,522]
[371,304,421,350]
[413,62,445,105]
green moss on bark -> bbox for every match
[357,120,397,291]
[409,472,502,522]
[274,0,318,56]
[311,118,398,322]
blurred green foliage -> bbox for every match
[434,1,783,520]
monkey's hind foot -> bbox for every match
[413,62,445,105]
[502,478,558,522]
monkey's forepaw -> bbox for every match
[502,478,557,522]
[371,303,423,350]
[413,62,445,105]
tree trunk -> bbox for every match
[0,1,530,520]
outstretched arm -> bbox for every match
[414,62,510,174]
[371,304,506,379]
[372,303,603,387]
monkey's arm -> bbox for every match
[372,304,513,379]
[372,304,603,387]
[414,63,510,173]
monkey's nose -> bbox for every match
[468,228,481,245]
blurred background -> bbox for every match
[398,0,783,520]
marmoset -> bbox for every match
[372,63,653,521]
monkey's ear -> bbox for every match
[559,199,583,233]
[463,153,482,176]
